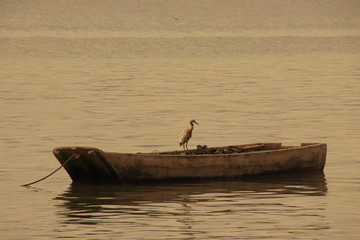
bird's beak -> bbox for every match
[194,121,199,125]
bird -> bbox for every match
[179,120,199,150]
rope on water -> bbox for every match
[21,153,77,187]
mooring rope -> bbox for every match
[21,153,77,187]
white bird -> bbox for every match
[179,120,199,150]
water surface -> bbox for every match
[1,0,359,239]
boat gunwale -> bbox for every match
[103,143,326,158]
[53,143,326,158]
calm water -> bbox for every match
[1,0,360,239]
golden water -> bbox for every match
[1,1,359,239]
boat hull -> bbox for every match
[53,143,327,183]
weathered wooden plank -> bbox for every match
[53,143,327,183]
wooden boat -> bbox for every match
[53,143,327,183]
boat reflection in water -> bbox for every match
[55,172,328,237]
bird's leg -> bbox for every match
[186,142,189,150]
[183,144,186,151]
